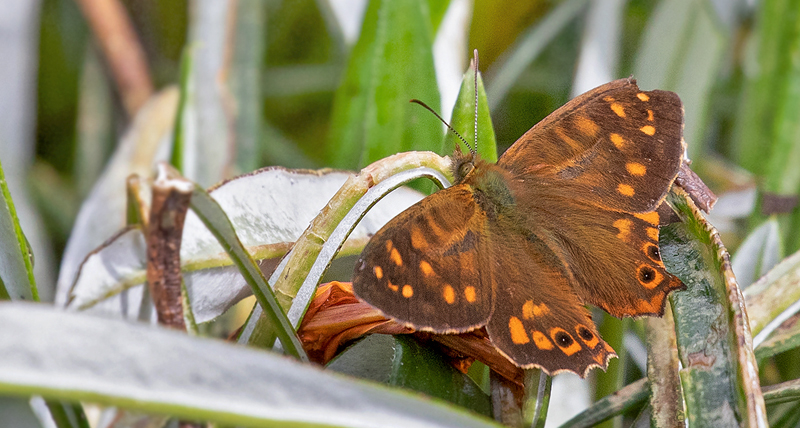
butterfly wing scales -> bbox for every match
[499,78,683,213]
[525,201,685,318]
[484,229,615,376]
[499,78,685,318]
[353,184,494,333]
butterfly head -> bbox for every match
[451,146,478,184]
[453,50,481,184]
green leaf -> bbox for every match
[55,89,179,306]
[644,311,685,426]
[731,217,782,288]
[763,378,800,405]
[743,248,800,343]
[67,168,423,325]
[188,182,308,362]
[733,0,800,252]
[592,316,629,427]
[74,47,113,199]
[732,0,800,175]
[45,401,90,428]
[445,60,498,162]
[0,157,37,301]
[426,0,451,33]
[329,335,492,417]
[522,370,551,428]
[0,302,502,428]
[754,313,800,361]
[229,0,265,174]
[170,45,193,174]
[660,191,767,426]
[326,0,442,168]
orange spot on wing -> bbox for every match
[373,266,383,280]
[390,248,403,266]
[561,341,581,356]
[613,218,632,242]
[522,300,535,320]
[554,126,582,152]
[635,298,658,313]
[647,227,660,241]
[635,211,660,225]
[637,92,650,102]
[647,110,654,121]
[464,286,477,303]
[442,284,455,304]
[509,317,530,344]
[640,125,656,136]
[385,240,393,252]
[402,285,413,298]
[626,162,647,176]
[574,115,599,137]
[610,133,626,149]
[532,331,554,350]
[533,303,550,316]
[650,293,667,313]
[610,102,626,118]
[410,227,429,250]
[617,184,635,197]
[419,260,434,277]
[388,281,399,292]
[522,300,550,319]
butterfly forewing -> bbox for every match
[499,78,683,213]
[353,184,494,333]
[496,78,686,321]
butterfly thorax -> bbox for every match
[451,152,517,220]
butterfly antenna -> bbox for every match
[409,99,474,153]
[472,49,479,156]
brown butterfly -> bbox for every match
[352,78,686,377]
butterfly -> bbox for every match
[352,78,686,376]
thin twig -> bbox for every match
[146,165,194,329]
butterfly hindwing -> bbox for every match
[523,199,685,318]
[572,206,684,318]
[353,184,494,333]
[499,78,683,213]
[484,228,615,376]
